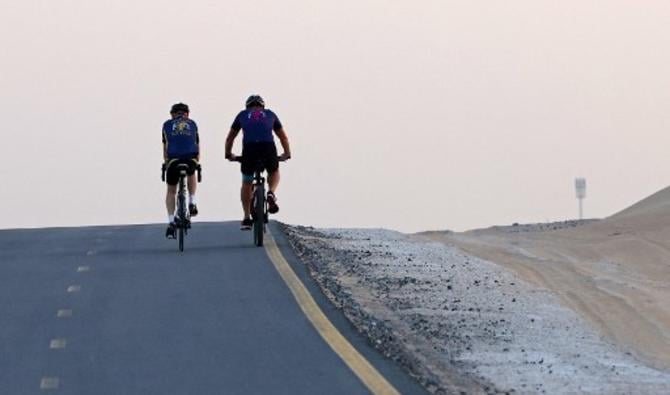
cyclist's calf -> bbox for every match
[187,173,198,196]
[166,184,178,215]
[241,183,253,218]
[268,168,280,193]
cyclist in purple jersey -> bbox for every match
[162,102,200,238]
[225,95,291,230]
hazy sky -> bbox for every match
[2,1,670,232]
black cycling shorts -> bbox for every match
[241,142,278,180]
[165,157,198,186]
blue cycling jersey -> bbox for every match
[231,109,282,144]
[162,116,199,159]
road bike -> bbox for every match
[232,157,285,247]
[162,161,202,252]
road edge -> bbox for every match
[266,222,430,395]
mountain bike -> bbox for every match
[232,156,285,247]
[162,161,202,252]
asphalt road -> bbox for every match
[0,221,426,394]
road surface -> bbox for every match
[0,221,426,394]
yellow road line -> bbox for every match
[264,229,400,395]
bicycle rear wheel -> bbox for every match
[177,184,187,252]
[253,187,265,247]
[178,227,184,252]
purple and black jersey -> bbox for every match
[162,116,199,159]
[231,109,282,144]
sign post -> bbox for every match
[575,178,586,220]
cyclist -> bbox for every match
[162,102,200,238]
[225,95,291,230]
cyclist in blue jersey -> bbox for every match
[162,102,200,238]
[225,95,291,230]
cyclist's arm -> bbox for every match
[225,128,240,159]
[162,129,168,162]
[195,130,200,162]
[274,128,291,159]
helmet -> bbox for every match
[245,95,265,108]
[170,102,190,114]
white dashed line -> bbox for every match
[67,285,81,293]
[49,339,67,349]
[57,309,72,318]
[77,266,90,272]
[40,377,59,390]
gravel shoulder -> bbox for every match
[282,224,670,395]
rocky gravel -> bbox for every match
[281,224,670,395]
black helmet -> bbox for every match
[245,95,265,108]
[170,102,190,114]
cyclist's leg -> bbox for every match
[268,169,280,193]
[187,174,197,193]
[240,144,257,220]
[165,160,180,223]
[186,173,198,218]
[165,184,178,239]
[166,185,177,220]
[266,170,280,214]
[266,143,280,193]
[264,143,280,213]
[241,178,253,219]
[187,158,198,206]
[239,177,254,230]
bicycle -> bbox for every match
[162,161,202,252]
[232,156,285,247]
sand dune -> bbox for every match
[422,186,670,371]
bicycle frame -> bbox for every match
[250,165,267,247]
[232,156,284,247]
[162,161,202,252]
[175,166,190,251]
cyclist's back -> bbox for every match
[232,108,281,144]
[163,116,199,159]
[232,107,281,179]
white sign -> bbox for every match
[575,178,586,199]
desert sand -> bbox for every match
[422,186,670,371]
[286,225,670,394]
